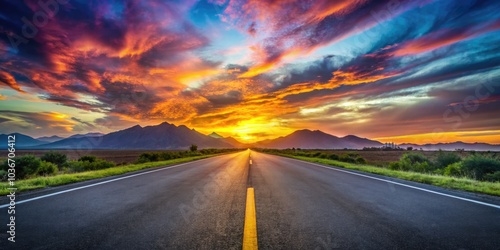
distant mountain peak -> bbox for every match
[292,129,334,137]
[208,132,224,139]
[254,129,380,149]
[37,135,65,142]
[342,135,359,138]
[129,125,142,129]
[68,132,104,139]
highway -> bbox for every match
[1,150,500,249]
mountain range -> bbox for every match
[36,135,65,143]
[2,122,500,151]
[255,129,382,149]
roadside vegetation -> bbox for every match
[256,148,500,196]
[0,148,242,195]
[136,148,238,163]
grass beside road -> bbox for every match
[0,154,215,196]
[272,153,500,197]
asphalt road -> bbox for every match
[1,150,500,249]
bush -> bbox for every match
[79,155,97,163]
[137,153,159,163]
[355,156,367,164]
[303,152,313,157]
[190,144,198,152]
[388,162,401,170]
[38,161,58,176]
[412,161,433,173]
[66,160,86,172]
[318,153,329,159]
[41,151,67,169]
[434,151,461,169]
[398,153,434,172]
[401,153,431,165]
[484,171,500,182]
[16,155,41,179]
[460,155,500,180]
[339,154,356,163]
[444,162,463,177]
[347,153,361,158]
[66,159,115,172]
[86,159,115,171]
[199,148,234,155]
[159,152,175,161]
[328,154,339,160]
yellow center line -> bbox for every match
[243,187,258,250]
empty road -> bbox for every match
[1,150,499,249]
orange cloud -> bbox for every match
[0,111,79,135]
[0,70,24,92]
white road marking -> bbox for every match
[276,154,500,210]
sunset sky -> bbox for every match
[1,0,500,144]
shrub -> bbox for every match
[66,159,115,172]
[159,152,175,161]
[388,162,401,170]
[16,155,41,179]
[304,151,311,156]
[412,161,433,173]
[190,151,202,157]
[318,153,329,159]
[328,154,339,160]
[200,149,216,155]
[137,153,159,163]
[460,155,500,180]
[347,153,361,158]
[355,156,367,164]
[484,171,500,182]
[434,151,461,169]
[312,152,322,157]
[41,151,67,169]
[66,160,86,172]
[339,154,356,163]
[38,161,58,176]
[190,144,198,152]
[444,162,464,177]
[86,159,115,171]
[401,153,431,165]
[78,155,97,163]
[398,153,434,172]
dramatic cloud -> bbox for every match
[0,110,80,135]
